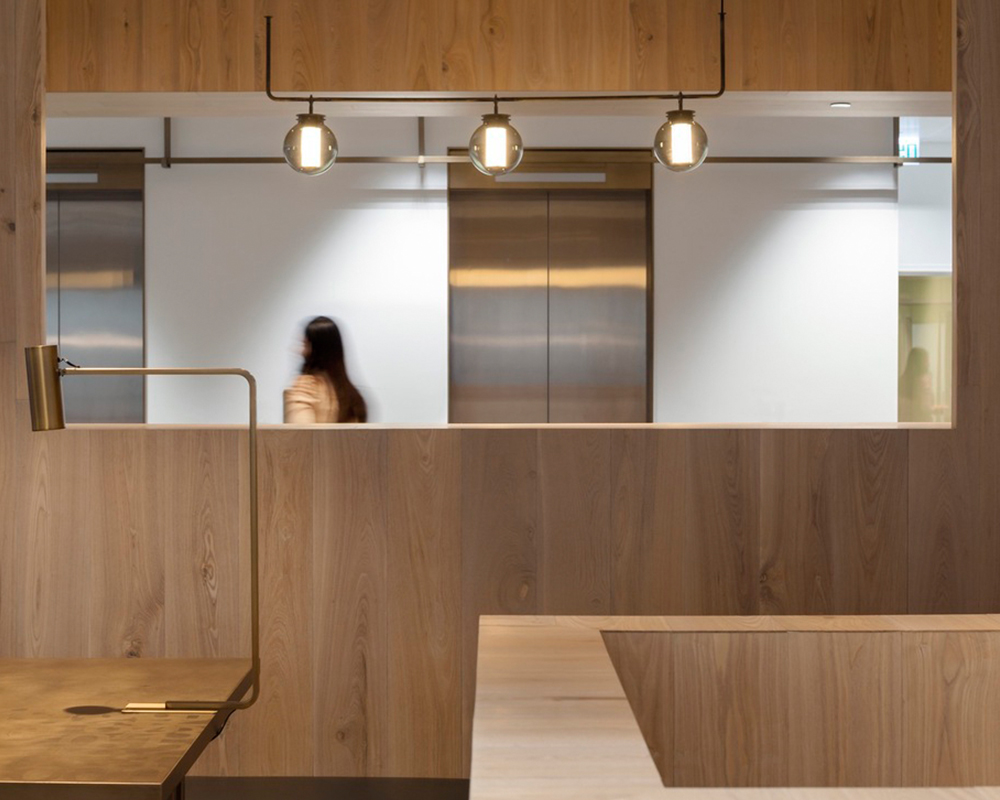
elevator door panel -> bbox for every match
[47,196,145,422]
[450,192,549,422]
[548,193,648,422]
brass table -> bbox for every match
[0,658,252,799]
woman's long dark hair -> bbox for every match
[302,316,367,423]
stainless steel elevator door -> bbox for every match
[449,190,650,423]
[46,195,145,422]
[548,193,648,422]
[450,192,549,422]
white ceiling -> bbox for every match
[46,91,952,120]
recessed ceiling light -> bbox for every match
[830,102,852,109]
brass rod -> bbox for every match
[64,366,260,713]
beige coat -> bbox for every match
[283,374,343,424]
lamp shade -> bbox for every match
[283,113,338,175]
[24,345,66,431]
[653,109,709,172]
[469,113,524,176]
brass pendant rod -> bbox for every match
[264,0,725,108]
[62,366,260,714]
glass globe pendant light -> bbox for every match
[283,105,338,176]
[469,98,524,176]
[653,100,709,173]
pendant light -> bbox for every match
[653,98,709,173]
[263,0,726,176]
[282,102,338,176]
[468,98,524,176]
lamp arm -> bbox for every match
[63,366,260,713]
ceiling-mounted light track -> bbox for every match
[264,0,725,176]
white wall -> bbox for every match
[653,163,898,423]
[898,119,952,274]
[48,113,903,424]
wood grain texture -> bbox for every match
[312,430,388,777]
[14,0,45,380]
[386,429,463,778]
[537,429,611,615]
[611,429,760,616]
[46,0,952,93]
[479,618,1000,794]
[87,429,165,659]
[601,630,674,784]
[17,429,92,658]
[902,631,1000,785]
[671,631,789,786]
[46,0,256,93]
[788,632,903,786]
[235,429,314,775]
[0,0,16,345]
[460,429,537,774]
[760,430,908,615]
[908,0,1000,614]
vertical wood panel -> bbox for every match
[235,430,314,775]
[18,430,91,657]
[87,430,165,659]
[460,429,537,774]
[313,430,388,776]
[0,347,17,655]
[787,631,903,785]
[611,430,759,616]
[537,429,611,615]
[0,0,16,345]
[14,0,44,378]
[909,0,1000,615]
[168,429,244,776]
[902,631,1000,784]
[760,430,908,614]
[386,429,463,778]
[601,631,673,785]
[671,631,788,786]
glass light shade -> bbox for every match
[653,109,709,173]
[469,113,524,176]
[283,113,338,175]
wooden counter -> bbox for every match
[471,616,1000,797]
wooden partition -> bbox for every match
[5,0,1000,784]
[44,0,952,93]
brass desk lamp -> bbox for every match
[24,344,260,714]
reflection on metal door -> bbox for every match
[449,192,549,422]
[46,152,145,423]
[449,154,651,423]
[548,193,648,422]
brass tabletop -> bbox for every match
[0,658,252,799]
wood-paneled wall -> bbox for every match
[45,0,952,93]
[0,424,974,777]
[6,0,1000,783]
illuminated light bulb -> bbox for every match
[469,113,523,176]
[671,122,694,165]
[484,125,509,169]
[283,113,338,176]
[653,109,709,173]
[300,125,322,168]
